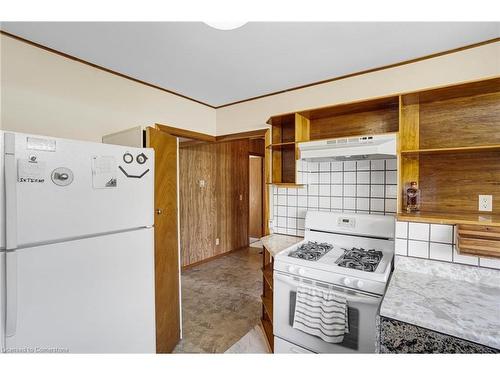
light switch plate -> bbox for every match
[479,195,493,211]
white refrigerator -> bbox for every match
[0,131,156,353]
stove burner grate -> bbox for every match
[335,247,383,272]
[288,241,333,261]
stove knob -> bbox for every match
[343,277,352,286]
[298,268,306,276]
[288,265,297,273]
[355,280,364,288]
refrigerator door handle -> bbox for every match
[4,132,18,337]
[5,250,17,337]
[4,132,18,250]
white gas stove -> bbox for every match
[273,211,395,354]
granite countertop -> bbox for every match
[260,234,303,257]
[380,256,500,350]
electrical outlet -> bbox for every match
[215,238,220,246]
[478,195,493,212]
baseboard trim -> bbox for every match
[181,245,250,271]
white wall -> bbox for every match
[0,35,216,142]
[1,34,498,141]
[216,41,500,135]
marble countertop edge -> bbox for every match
[380,256,500,350]
[260,233,303,257]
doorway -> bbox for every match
[249,155,263,245]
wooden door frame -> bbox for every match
[156,123,267,143]
[157,123,270,240]
[248,154,265,240]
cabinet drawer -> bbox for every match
[457,224,500,258]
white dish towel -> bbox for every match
[293,283,349,344]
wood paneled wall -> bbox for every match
[179,139,250,267]
[179,143,217,266]
[249,138,265,156]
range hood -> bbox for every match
[299,134,396,162]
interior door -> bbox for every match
[146,127,181,353]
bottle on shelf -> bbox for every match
[406,181,420,213]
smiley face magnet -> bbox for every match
[119,151,150,178]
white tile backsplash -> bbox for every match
[385,170,397,184]
[371,171,384,184]
[344,161,356,171]
[272,159,396,236]
[453,246,479,266]
[408,240,429,258]
[429,242,453,262]
[479,257,500,269]
[344,184,356,197]
[356,198,370,211]
[297,195,308,207]
[430,224,454,244]
[371,185,385,198]
[319,196,331,209]
[319,185,330,196]
[344,197,356,210]
[277,195,287,205]
[395,221,408,239]
[370,198,384,212]
[344,171,356,184]
[357,185,370,197]
[370,160,385,170]
[395,220,499,270]
[385,199,397,213]
[385,158,397,170]
[408,222,430,241]
[357,171,370,184]
[395,238,408,256]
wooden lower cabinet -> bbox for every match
[261,245,274,352]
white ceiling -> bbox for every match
[1,22,499,107]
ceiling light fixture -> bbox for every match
[204,22,247,31]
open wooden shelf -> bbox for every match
[260,317,274,352]
[299,96,399,141]
[266,182,304,188]
[261,294,273,319]
[400,144,500,156]
[266,113,310,184]
[262,264,273,290]
[266,96,399,185]
[261,245,274,352]
[398,77,500,231]
[266,141,296,149]
[397,211,500,227]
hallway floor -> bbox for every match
[173,246,263,353]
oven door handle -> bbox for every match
[274,272,381,304]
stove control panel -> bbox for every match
[337,217,355,228]
[288,265,307,276]
[275,261,388,295]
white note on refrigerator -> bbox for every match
[92,156,117,188]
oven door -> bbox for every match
[273,271,382,353]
